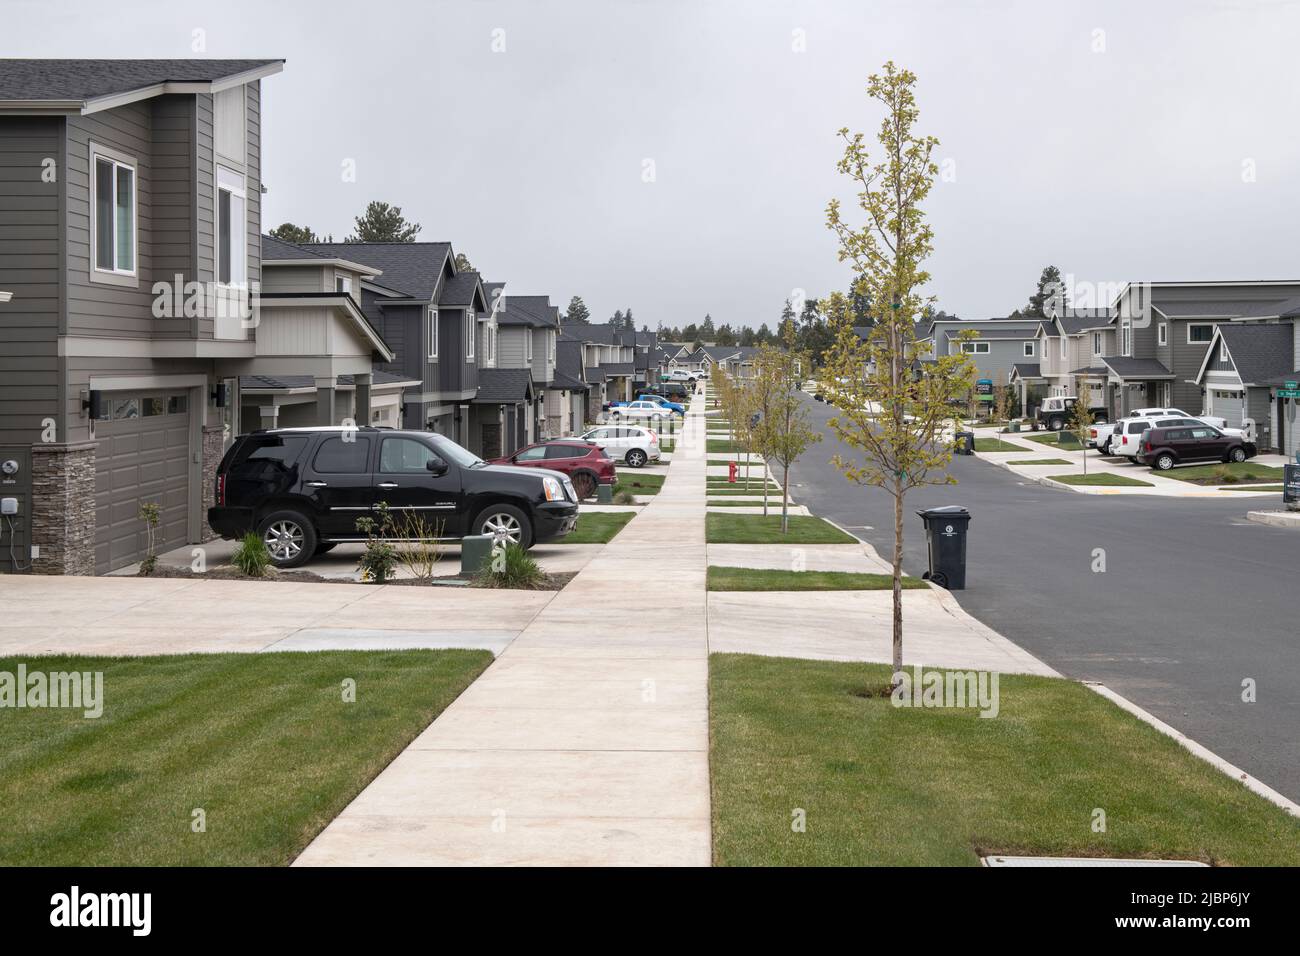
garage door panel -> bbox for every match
[94,398,193,574]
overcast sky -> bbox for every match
[8,0,1300,329]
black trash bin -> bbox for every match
[954,431,975,455]
[916,505,971,590]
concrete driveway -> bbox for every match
[0,575,556,657]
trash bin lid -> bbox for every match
[916,505,970,518]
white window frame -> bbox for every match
[336,273,352,296]
[1187,323,1214,345]
[960,341,989,354]
[1121,318,1132,356]
[1060,335,1067,360]
[526,330,534,362]
[428,307,439,360]
[1023,341,1035,357]
[89,143,138,282]
[465,309,475,360]
[1158,322,1167,347]
[215,165,247,288]
[1092,332,1102,355]
[549,330,556,363]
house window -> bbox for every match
[1060,335,1067,359]
[216,166,247,286]
[1158,323,1167,346]
[336,274,352,296]
[1023,341,1035,357]
[428,307,439,359]
[960,342,989,354]
[91,148,136,276]
[1092,332,1102,355]
[1219,347,1232,370]
[1187,323,1214,344]
[465,310,475,360]
[549,330,556,363]
[1121,318,1132,356]
[526,332,534,362]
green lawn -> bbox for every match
[707,567,926,591]
[707,439,749,454]
[973,438,1028,453]
[1048,473,1154,487]
[0,651,491,865]
[710,655,1300,866]
[613,472,664,496]
[706,513,856,544]
[707,500,780,508]
[1025,432,1083,447]
[1218,485,1284,492]
[659,440,676,453]
[1155,462,1286,485]
[707,488,782,496]
[564,510,635,543]
[1018,458,1072,465]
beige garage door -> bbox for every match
[94,392,192,574]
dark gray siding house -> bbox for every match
[0,59,283,574]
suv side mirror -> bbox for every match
[426,458,449,476]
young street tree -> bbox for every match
[821,62,977,689]
[753,344,821,532]
[1070,380,1093,475]
[345,201,421,243]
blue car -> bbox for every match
[605,393,686,416]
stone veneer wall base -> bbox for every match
[30,441,97,576]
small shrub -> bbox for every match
[614,489,637,504]
[474,542,547,589]
[232,531,271,577]
[356,503,400,584]
[137,501,161,575]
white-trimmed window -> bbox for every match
[1158,322,1167,346]
[960,341,989,354]
[1121,318,1132,356]
[1060,335,1067,359]
[91,146,137,277]
[428,307,439,359]
[549,330,556,363]
[1023,341,1035,357]
[465,310,475,360]
[216,166,247,286]
[1092,332,1102,355]
[336,274,352,296]
[1187,323,1214,344]
[526,331,534,362]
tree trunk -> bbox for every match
[891,481,904,688]
[781,462,791,534]
[763,460,770,516]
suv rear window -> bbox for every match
[225,434,311,477]
[312,436,372,473]
[1128,422,1147,433]
[545,444,585,460]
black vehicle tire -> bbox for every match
[1228,446,1247,463]
[473,503,533,549]
[571,471,598,500]
[259,510,317,568]
[313,542,337,556]
[1048,416,1064,431]
[1155,453,1176,471]
[626,448,647,468]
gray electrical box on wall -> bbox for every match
[0,446,32,574]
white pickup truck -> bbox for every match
[1089,408,1226,455]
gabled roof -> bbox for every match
[1055,310,1114,334]
[584,367,607,383]
[1100,356,1174,380]
[1195,323,1295,386]
[0,59,284,113]
[1070,365,1110,376]
[473,367,533,404]
[496,295,560,328]
[481,281,506,315]
[1009,363,1042,381]
[556,339,586,381]
[302,242,452,300]
[600,362,635,376]
[438,271,487,310]
[261,235,383,276]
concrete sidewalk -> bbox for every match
[294,397,714,866]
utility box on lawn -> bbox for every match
[460,534,495,576]
[916,506,971,590]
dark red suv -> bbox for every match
[1137,424,1256,471]
[489,440,615,499]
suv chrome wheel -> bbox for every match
[481,511,523,544]
[626,449,647,467]
[264,519,304,561]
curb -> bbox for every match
[1246,509,1300,530]
[1084,682,1300,819]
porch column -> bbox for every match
[315,376,337,426]
[354,373,372,426]
[259,404,279,430]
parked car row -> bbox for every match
[1085,407,1254,470]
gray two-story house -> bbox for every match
[0,59,285,574]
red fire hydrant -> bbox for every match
[728,460,737,484]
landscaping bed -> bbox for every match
[706,513,856,544]
[0,650,492,865]
[710,654,1300,866]
[136,563,576,590]
[1153,462,1286,485]
[707,567,926,591]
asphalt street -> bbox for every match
[785,391,1300,803]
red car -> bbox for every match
[489,440,615,500]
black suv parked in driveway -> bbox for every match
[208,427,580,567]
[1136,424,1256,471]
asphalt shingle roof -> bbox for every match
[301,242,451,300]
[0,59,282,103]
[261,235,324,262]
[556,340,585,380]
[437,271,484,309]
[1100,356,1174,379]
[1010,363,1042,380]
[473,367,533,404]
[1216,323,1295,385]
[1236,296,1300,320]
[496,295,559,328]
[239,371,414,390]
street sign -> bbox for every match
[1277,388,1300,399]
